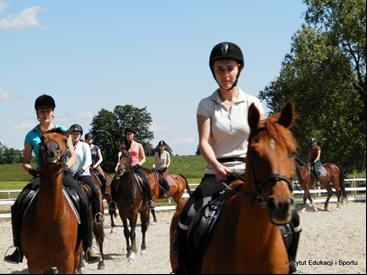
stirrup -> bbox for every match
[4,246,22,264]
[95,213,104,224]
[85,247,101,264]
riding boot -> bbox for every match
[4,205,24,264]
[288,211,301,274]
[82,206,101,264]
[279,211,301,274]
[99,174,107,195]
[172,227,190,274]
[144,178,155,209]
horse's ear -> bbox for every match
[277,102,295,129]
[248,103,260,131]
[64,126,73,138]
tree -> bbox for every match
[259,0,366,173]
[89,105,154,172]
[0,142,23,164]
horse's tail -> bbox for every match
[337,164,347,200]
[178,173,193,197]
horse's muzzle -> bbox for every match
[266,196,294,225]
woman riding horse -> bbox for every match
[152,140,171,197]
[70,124,104,224]
[171,42,301,273]
[4,94,100,265]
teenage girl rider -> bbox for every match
[70,125,104,224]
[4,94,100,264]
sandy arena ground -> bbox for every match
[0,201,365,274]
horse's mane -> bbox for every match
[140,166,153,174]
[295,155,307,166]
[263,114,297,153]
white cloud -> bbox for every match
[0,1,8,13]
[0,6,42,29]
[0,88,10,101]
[12,122,34,130]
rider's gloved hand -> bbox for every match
[28,168,40,178]
[74,169,84,180]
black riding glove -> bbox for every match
[74,169,84,180]
[28,168,40,178]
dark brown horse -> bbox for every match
[170,102,297,273]
[295,155,347,211]
[21,128,83,273]
[83,169,108,270]
[140,168,192,223]
[111,149,150,259]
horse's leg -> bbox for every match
[94,223,105,270]
[333,176,341,210]
[323,184,333,211]
[301,191,307,212]
[308,192,317,211]
[129,215,138,257]
[140,209,149,255]
[109,201,117,232]
[151,208,157,224]
[122,218,132,258]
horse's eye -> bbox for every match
[289,151,296,159]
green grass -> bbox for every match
[0,156,206,191]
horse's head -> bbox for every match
[247,102,297,225]
[39,128,71,171]
[116,149,132,176]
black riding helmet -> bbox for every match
[34,94,56,110]
[124,127,136,135]
[158,140,166,146]
[70,124,83,135]
[85,132,93,140]
[209,42,244,89]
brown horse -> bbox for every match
[141,168,192,223]
[21,128,83,273]
[90,168,117,228]
[111,149,150,259]
[170,102,298,274]
[80,169,108,270]
[294,155,347,211]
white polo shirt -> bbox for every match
[71,141,92,176]
[197,88,265,174]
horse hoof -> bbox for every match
[128,252,135,260]
[98,261,105,270]
[141,249,147,255]
[301,208,306,213]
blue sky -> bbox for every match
[0,0,306,156]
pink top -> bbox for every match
[128,141,142,166]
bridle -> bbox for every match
[246,129,294,206]
[39,135,68,174]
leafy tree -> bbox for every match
[259,0,366,173]
[89,105,154,172]
[0,142,23,164]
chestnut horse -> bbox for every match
[111,149,150,259]
[170,102,298,274]
[21,128,83,273]
[294,155,347,211]
[141,169,192,223]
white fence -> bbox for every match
[0,178,365,219]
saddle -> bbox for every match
[19,184,81,224]
[186,185,242,267]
